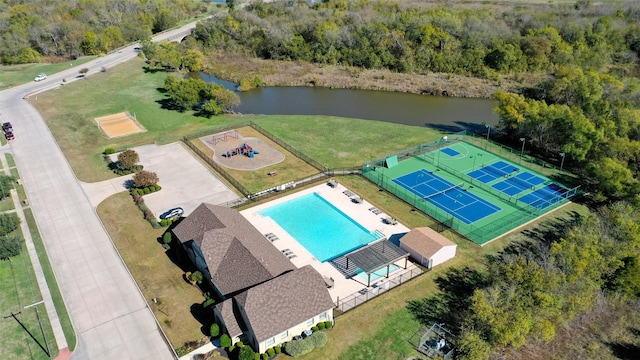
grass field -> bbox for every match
[97,192,206,349]
[0,56,97,91]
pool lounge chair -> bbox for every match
[287,254,297,260]
[283,250,294,256]
[281,248,291,253]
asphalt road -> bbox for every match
[0,21,201,360]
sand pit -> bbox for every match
[203,130,285,170]
[95,112,146,138]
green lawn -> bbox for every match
[0,56,97,91]
[0,223,56,360]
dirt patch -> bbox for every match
[202,51,525,99]
[202,130,285,170]
[95,112,146,138]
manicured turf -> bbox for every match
[0,57,97,90]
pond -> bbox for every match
[192,72,499,132]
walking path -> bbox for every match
[0,150,69,356]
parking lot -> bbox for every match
[82,142,242,217]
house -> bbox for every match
[214,265,334,353]
[172,203,295,299]
[173,203,334,354]
[399,227,457,269]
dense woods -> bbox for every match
[0,0,202,63]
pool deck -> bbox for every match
[241,182,417,303]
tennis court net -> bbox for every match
[483,165,509,178]
[424,183,464,199]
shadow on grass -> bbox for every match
[156,98,187,111]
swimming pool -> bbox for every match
[259,192,379,262]
[358,264,399,282]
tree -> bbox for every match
[181,49,204,72]
[132,170,159,188]
[0,236,22,260]
[162,232,172,245]
[117,149,139,170]
[0,175,15,200]
[0,213,20,236]
[219,334,231,348]
[210,323,220,337]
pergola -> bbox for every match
[345,240,409,287]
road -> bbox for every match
[0,20,201,360]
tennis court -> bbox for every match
[393,170,501,224]
[363,135,578,245]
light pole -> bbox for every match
[519,137,526,164]
[559,152,566,170]
[436,136,448,166]
[471,153,482,170]
[24,300,50,357]
[485,124,490,141]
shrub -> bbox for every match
[203,298,215,308]
[274,345,281,354]
[160,219,168,227]
[104,148,116,154]
[144,209,154,220]
[228,345,235,353]
[311,326,319,332]
[284,339,314,357]
[324,321,333,329]
[236,341,244,348]
[318,322,325,330]
[252,353,260,360]
[137,188,144,196]
[307,331,327,349]
[155,184,162,191]
[238,346,255,360]
[220,334,231,348]
[163,232,172,244]
[143,187,151,195]
[267,347,275,357]
[210,323,220,337]
[189,270,203,284]
[261,353,268,360]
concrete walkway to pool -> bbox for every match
[241,181,417,304]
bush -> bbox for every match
[318,322,325,330]
[160,219,168,227]
[143,187,151,195]
[220,334,231,348]
[274,345,281,354]
[189,271,203,284]
[162,232,172,244]
[210,323,220,337]
[253,353,260,360]
[261,353,268,360]
[236,341,244,348]
[137,188,144,196]
[284,338,314,357]
[306,331,327,349]
[228,345,235,354]
[104,148,116,154]
[311,326,319,332]
[324,321,333,329]
[267,347,275,357]
[238,346,255,360]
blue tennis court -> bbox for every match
[467,161,520,183]
[518,184,569,209]
[393,170,501,224]
[440,148,460,157]
[492,171,547,196]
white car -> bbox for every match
[34,73,47,82]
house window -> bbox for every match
[280,331,288,340]
[319,312,327,320]
[266,337,275,346]
[306,318,314,326]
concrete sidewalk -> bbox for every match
[0,151,69,356]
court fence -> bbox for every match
[334,267,424,314]
[361,131,579,245]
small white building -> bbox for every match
[400,227,457,269]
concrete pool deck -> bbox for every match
[241,182,418,304]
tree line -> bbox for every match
[408,202,640,359]
[0,0,202,64]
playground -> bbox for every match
[362,135,578,245]
[202,129,285,170]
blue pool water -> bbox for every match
[358,264,399,282]
[259,193,379,262]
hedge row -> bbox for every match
[285,331,327,357]
[130,192,160,229]
[131,184,161,195]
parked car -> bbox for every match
[2,122,12,132]
[34,73,47,82]
[160,207,184,220]
[5,131,15,140]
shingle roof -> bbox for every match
[235,265,334,343]
[216,298,243,338]
[173,203,295,296]
[400,227,456,259]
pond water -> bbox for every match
[192,72,499,132]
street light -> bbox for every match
[485,124,490,141]
[24,301,49,357]
[471,153,483,170]
[519,137,526,164]
[559,152,566,170]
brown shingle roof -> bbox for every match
[400,227,456,259]
[236,265,334,343]
[216,298,243,338]
[173,203,295,296]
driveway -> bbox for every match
[82,143,241,215]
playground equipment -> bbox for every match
[224,143,261,158]
[212,130,239,145]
